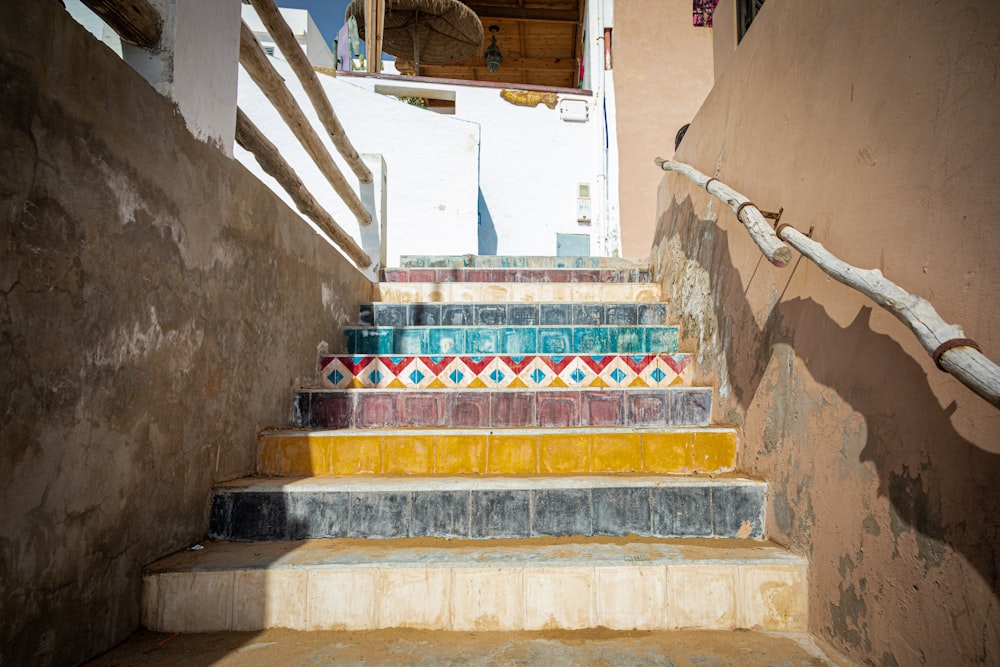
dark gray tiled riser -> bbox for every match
[382,268,653,283]
[344,326,679,356]
[293,388,712,429]
[209,481,764,542]
[359,302,668,327]
[399,255,653,270]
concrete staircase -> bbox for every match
[141,255,808,635]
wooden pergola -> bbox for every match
[385,0,587,89]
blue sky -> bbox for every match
[279,0,352,46]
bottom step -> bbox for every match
[89,628,849,667]
[143,538,807,634]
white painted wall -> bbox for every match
[347,75,613,256]
[64,0,123,56]
[241,5,335,68]
[237,58,480,268]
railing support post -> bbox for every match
[358,154,388,281]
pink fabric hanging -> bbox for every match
[693,0,718,27]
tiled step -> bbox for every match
[344,325,679,356]
[294,387,712,429]
[142,537,808,632]
[376,282,662,303]
[383,267,653,283]
[209,476,763,542]
[359,301,668,327]
[320,353,694,390]
[258,427,736,476]
[400,255,652,270]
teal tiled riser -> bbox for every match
[344,326,679,356]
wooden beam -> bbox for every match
[248,0,371,183]
[465,4,579,23]
[398,55,575,72]
[235,109,372,269]
[239,21,372,226]
[78,0,162,47]
[655,158,792,267]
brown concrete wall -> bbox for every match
[614,0,715,258]
[651,0,1000,664]
[0,4,373,665]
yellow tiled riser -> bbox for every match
[376,282,663,303]
[142,562,807,633]
[258,429,737,476]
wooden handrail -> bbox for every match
[655,158,1000,409]
[239,21,373,226]
[247,0,372,184]
[655,158,792,267]
[236,109,372,268]
[78,0,162,47]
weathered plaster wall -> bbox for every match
[614,0,715,258]
[651,0,1000,664]
[0,3,373,665]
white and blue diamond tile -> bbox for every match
[397,357,436,389]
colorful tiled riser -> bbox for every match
[142,255,808,635]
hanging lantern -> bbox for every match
[484,25,502,73]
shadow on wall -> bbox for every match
[654,195,1000,604]
[478,188,497,255]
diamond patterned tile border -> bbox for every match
[319,354,695,390]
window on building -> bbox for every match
[737,0,765,43]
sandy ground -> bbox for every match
[86,628,854,666]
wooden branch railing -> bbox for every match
[247,0,371,184]
[655,158,1000,409]
[655,159,792,267]
[239,20,373,227]
[236,109,371,268]
[78,0,162,47]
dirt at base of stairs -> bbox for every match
[86,627,854,666]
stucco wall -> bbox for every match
[0,4,373,665]
[614,0,715,258]
[652,0,1000,664]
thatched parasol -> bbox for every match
[345,0,483,75]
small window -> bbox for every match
[737,0,765,43]
[263,45,275,56]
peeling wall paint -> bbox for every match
[648,0,1000,664]
[0,4,373,665]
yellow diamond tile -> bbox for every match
[642,432,693,473]
[259,435,330,476]
[488,434,538,473]
[435,434,487,474]
[539,433,591,473]
[693,431,737,473]
[591,433,642,472]
[330,435,382,475]
[382,435,435,475]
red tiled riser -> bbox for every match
[293,388,713,430]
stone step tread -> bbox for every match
[258,427,735,477]
[88,628,852,667]
[142,538,807,633]
[382,268,653,284]
[218,474,762,491]
[375,282,663,304]
[343,325,679,356]
[319,353,695,390]
[294,387,712,430]
[360,301,668,327]
[399,254,652,269]
[148,536,802,573]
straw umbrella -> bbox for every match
[345,0,484,75]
